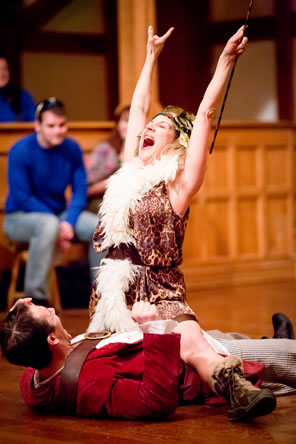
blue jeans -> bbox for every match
[3,211,106,301]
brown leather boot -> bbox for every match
[209,356,276,422]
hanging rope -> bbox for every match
[209,0,255,154]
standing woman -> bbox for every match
[88,26,276,421]
[0,56,35,122]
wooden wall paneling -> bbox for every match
[287,129,294,253]
[236,137,260,259]
[236,140,259,258]
[284,128,294,254]
[201,137,232,261]
[0,125,33,153]
[182,125,295,288]
[257,138,266,258]
[205,198,230,259]
[293,130,296,253]
[266,196,289,256]
[229,135,237,260]
[264,131,293,257]
[67,122,114,154]
[237,198,258,257]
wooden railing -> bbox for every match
[0,121,295,288]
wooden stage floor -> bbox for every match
[0,280,295,444]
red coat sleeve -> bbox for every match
[77,333,181,419]
[20,368,61,409]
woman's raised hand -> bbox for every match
[146,25,174,60]
[222,26,248,60]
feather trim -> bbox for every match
[99,155,180,251]
[87,258,140,333]
[89,155,180,333]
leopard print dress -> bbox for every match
[88,156,196,333]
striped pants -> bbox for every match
[208,330,296,396]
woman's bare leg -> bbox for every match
[173,320,224,382]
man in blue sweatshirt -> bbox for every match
[3,97,102,306]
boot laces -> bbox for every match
[229,366,259,406]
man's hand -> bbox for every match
[57,221,74,252]
[131,301,161,324]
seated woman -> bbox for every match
[86,105,130,213]
[0,55,35,122]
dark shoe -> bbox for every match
[30,297,49,308]
[272,313,294,339]
[210,356,277,422]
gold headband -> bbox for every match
[153,105,195,148]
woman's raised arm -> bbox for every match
[123,26,174,162]
[169,26,248,216]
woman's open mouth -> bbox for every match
[143,136,154,148]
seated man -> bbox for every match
[3,98,104,306]
[1,299,295,422]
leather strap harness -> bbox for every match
[58,331,111,413]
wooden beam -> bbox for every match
[117,0,160,115]
[210,13,296,45]
[0,0,73,83]
[275,0,294,121]
[156,0,210,112]
[23,32,106,54]
[209,17,275,44]
[20,0,74,33]
[103,0,119,118]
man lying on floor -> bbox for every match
[0,299,295,422]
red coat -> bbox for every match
[20,333,264,419]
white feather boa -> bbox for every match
[87,155,180,333]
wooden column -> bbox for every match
[116,0,161,116]
[275,0,294,121]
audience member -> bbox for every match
[0,55,35,122]
[3,98,102,307]
[86,105,130,213]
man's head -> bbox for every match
[0,299,71,370]
[35,97,68,148]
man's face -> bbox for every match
[15,299,72,343]
[35,110,68,149]
[31,304,72,343]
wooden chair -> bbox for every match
[6,242,62,311]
